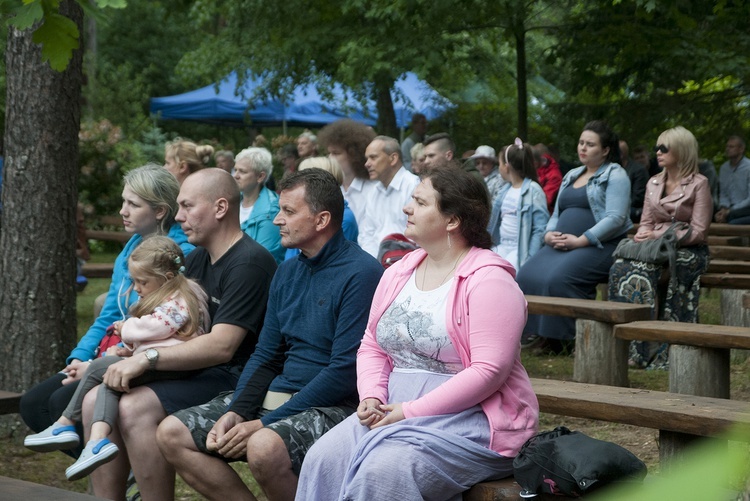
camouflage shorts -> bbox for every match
[171,391,354,475]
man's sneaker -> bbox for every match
[66,438,119,481]
[24,423,80,452]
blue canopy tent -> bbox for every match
[149,72,451,132]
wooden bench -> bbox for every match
[0,476,107,500]
[0,390,21,415]
[81,262,115,279]
[710,246,750,260]
[707,259,750,274]
[525,295,652,387]
[85,229,130,244]
[700,273,750,289]
[464,478,573,500]
[706,235,743,246]
[614,321,750,398]
[707,223,750,237]
[530,378,750,463]
[465,378,750,499]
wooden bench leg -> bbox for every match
[669,345,730,398]
[659,431,725,472]
[574,319,629,387]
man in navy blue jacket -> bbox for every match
[157,169,383,501]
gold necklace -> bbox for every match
[421,249,468,290]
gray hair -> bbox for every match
[235,147,273,179]
[372,135,402,161]
[299,131,317,143]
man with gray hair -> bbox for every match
[296,130,318,160]
[358,135,420,257]
[235,147,284,263]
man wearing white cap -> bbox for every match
[470,145,505,203]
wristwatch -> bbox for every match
[145,348,159,370]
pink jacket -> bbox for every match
[640,173,712,246]
[357,247,539,457]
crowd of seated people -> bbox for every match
[21,114,743,500]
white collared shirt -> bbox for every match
[358,167,421,257]
[342,177,378,226]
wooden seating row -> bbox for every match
[0,476,106,500]
[464,378,750,500]
[0,390,21,415]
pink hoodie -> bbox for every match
[357,247,539,457]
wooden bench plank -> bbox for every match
[85,229,131,244]
[531,378,750,438]
[710,246,750,260]
[0,390,21,415]
[464,478,574,500]
[525,295,652,324]
[707,259,750,275]
[707,236,743,246]
[81,263,115,279]
[700,273,750,289]
[706,223,750,237]
[614,321,750,350]
[0,476,107,500]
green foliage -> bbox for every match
[78,119,145,223]
[4,0,126,71]
[545,0,750,158]
[83,60,151,137]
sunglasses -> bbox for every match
[654,144,669,154]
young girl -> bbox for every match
[24,236,209,481]
[487,138,550,271]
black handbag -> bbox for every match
[513,426,647,498]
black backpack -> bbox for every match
[513,426,647,497]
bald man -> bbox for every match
[86,168,278,500]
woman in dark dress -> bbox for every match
[516,121,632,354]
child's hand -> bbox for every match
[110,346,133,358]
[61,360,90,385]
[112,321,124,335]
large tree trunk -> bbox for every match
[0,0,83,424]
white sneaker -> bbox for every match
[66,438,119,481]
[24,423,80,452]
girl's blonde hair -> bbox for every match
[656,126,699,179]
[299,156,344,185]
[128,236,208,339]
[165,138,215,175]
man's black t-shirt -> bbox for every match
[186,234,277,368]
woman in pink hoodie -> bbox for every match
[296,166,539,501]
[24,236,209,481]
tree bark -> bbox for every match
[374,78,398,138]
[515,30,528,141]
[0,0,83,408]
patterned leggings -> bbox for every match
[607,245,709,368]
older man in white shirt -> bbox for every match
[358,136,421,257]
